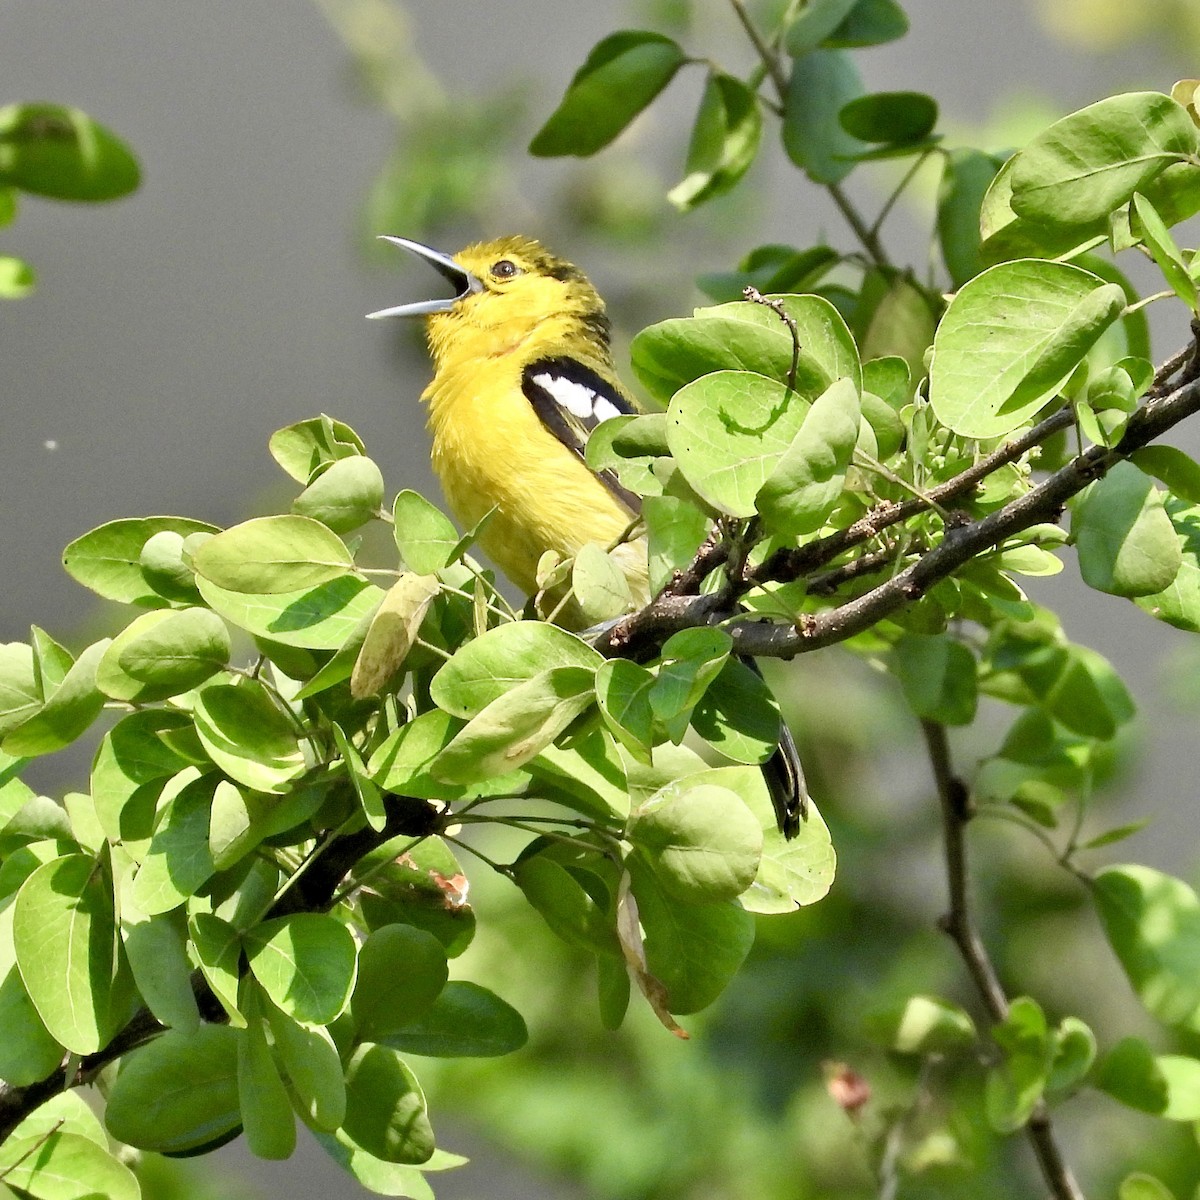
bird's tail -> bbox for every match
[740,654,808,838]
[762,717,808,839]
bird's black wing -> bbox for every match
[522,356,642,515]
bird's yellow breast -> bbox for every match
[423,359,639,599]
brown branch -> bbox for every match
[921,721,1085,1200]
[603,368,1200,660]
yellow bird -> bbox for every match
[369,234,806,837]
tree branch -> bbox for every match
[602,366,1200,661]
[921,721,1086,1200]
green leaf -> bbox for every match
[192,681,306,794]
[929,259,1126,438]
[356,837,476,959]
[1156,1054,1200,1120]
[838,91,937,144]
[0,906,64,1085]
[677,764,835,914]
[648,627,731,743]
[393,490,460,574]
[571,543,634,625]
[1136,496,1200,630]
[824,0,908,47]
[595,658,656,760]
[782,49,865,184]
[1009,92,1199,228]
[193,515,356,594]
[892,634,978,725]
[1118,1175,1177,1200]
[0,103,139,200]
[1047,1015,1096,1093]
[1081,820,1150,850]
[130,774,218,914]
[985,996,1051,1133]
[643,495,710,596]
[293,455,385,533]
[13,854,125,1053]
[95,607,230,703]
[1131,446,1200,504]
[119,890,200,1032]
[629,777,762,904]
[783,0,859,52]
[0,643,40,737]
[696,243,840,304]
[431,666,596,782]
[1131,191,1200,311]
[0,255,35,298]
[245,912,358,1026]
[311,1134,439,1198]
[529,31,686,157]
[631,315,826,410]
[866,994,977,1054]
[858,273,936,383]
[197,573,384,650]
[690,658,781,765]
[514,849,619,956]
[189,912,245,1027]
[668,72,762,211]
[0,1131,139,1200]
[755,376,861,535]
[238,1000,297,1160]
[2,639,107,757]
[666,371,817,517]
[585,413,670,498]
[1096,1037,1170,1113]
[627,854,754,1015]
[265,1003,347,1131]
[341,1043,434,1164]
[62,516,219,606]
[5,1090,107,1147]
[1094,865,1200,1026]
[532,726,632,823]
[90,710,194,843]
[351,573,440,699]
[381,980,527,1057]
[1072,462,1182,597]
[352,924,449,1042]
[938,148,1004,286]
[430,620,601,717]
[269,415,365,484]
[106,1025,241,1153]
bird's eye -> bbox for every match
[491,259,520,280]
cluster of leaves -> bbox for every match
[0,102,139,298]
[0,410,835,1197]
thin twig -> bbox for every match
[920,721,1085,1200]
[829,181,893,268]
[870,149,936,242]
[728,0,789,97]
[744,286,801,389]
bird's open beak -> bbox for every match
[366,235,484,319]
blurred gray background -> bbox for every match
[3,1,1194,1195]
